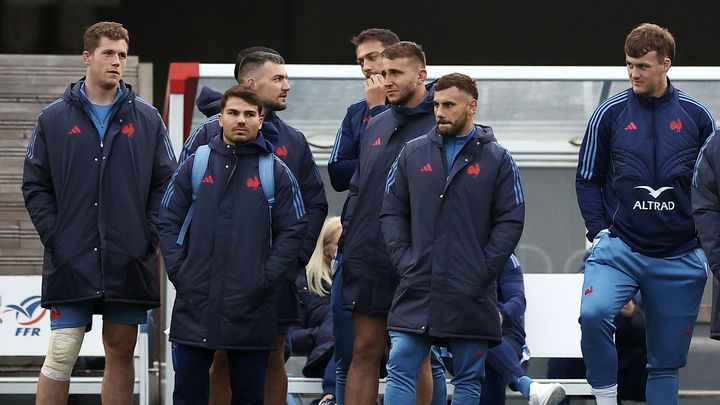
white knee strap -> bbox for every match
[41,326,85,381]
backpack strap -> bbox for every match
[177,145,211,245]
[258,152,275,217]
[258,152,275,246]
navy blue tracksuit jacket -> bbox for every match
[576,83,715,257]
[340,84,436,315]
[328,99,389,191]
[158,135,307,350]
[381,125,525,342]
[22,79,177,308]
[180,86,328,322]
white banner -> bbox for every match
[524,273,584,358]
[0,276,105,356]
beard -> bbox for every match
[392,88,416,106]
[438,117,468,138]
[262,98,286,112]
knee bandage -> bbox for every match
[41,326,85,381]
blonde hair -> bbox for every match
[306,217,342,296]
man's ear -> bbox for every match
[82,51,90,65]
[663,57,672,72]
[417,69,427,85]
[469,99,478,116]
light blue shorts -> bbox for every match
[50,300,148,331]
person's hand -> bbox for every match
[619,299,636,318]
[364,74,386,109]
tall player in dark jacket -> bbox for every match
[158,87,307,404]
[381,73,524,404]
[575,24,715,405]
[339,42,437,405]
[22,22,176,405]
[328,28,400,405]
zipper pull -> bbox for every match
[100,141,104,148]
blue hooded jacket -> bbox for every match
[381,125,524,341]
[340,83,436,315]
[22,79,177,308]
[158,134,307,349]
[576,83,715,257]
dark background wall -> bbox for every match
[2,0,719,107]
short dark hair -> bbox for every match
[83,21,129,53]
[435,73,478,99]
[221,85,263,113]
[234,46,281,82]
[382,41,426,68]
[235,50,285,83]
[625,23,676,62]
[351,28,400,49]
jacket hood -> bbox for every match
[260,120,280,147]
[429,123,497,146]
[196,86,223,118]
[391,81,436,129]
[64,78,132,106]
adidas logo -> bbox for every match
[68,125,81,135]
[201,175,214,184]
[372,137,382,147]
[420,163,432,172]
[624,122,638,131]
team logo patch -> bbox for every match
[420,163,432,172]
[246,176,260,190]
[276,145,288,159]
[669,118,683,133]
[121,123,135,138]
[467,164,480,177]
[68,125,81,135]
[624,122,638,131]
[201,175,214,184]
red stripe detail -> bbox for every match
[163,62,200,141]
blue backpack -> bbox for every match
[176,144,275,245]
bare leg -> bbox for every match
[264,333,288,405]
[345,313,388,405]
[101,321,138,405]
[35,375,70,405]
[209,350,231,405]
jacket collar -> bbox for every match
[209,130,274,157]
[391,81,436,129]
[632,79,676,108]
[429,123,497,146]
[65,78,132,107]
